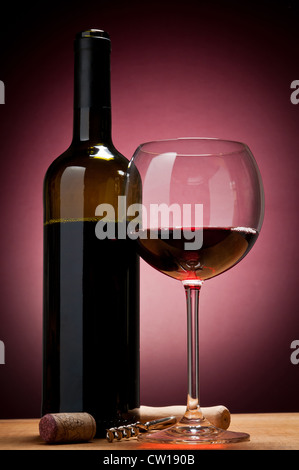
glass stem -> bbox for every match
[182,281,204,422]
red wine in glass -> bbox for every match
[136,226,258,282]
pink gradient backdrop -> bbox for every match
[0,0,298,418]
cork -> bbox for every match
[39,412,96,444]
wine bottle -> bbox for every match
[42,30,140,436]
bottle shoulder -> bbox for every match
[44,143,129,182]
[43,143,130,222]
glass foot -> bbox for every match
[138,421,250,445]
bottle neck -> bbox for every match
[72,107,112,144]
[72,32,112,145]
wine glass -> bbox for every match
[125,138,264,444]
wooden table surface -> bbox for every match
[0,410,298,451]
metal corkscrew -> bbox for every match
[106,416,177,442]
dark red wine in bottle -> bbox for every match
[42,30,140,436]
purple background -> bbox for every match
[0,0,299,418]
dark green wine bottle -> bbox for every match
[42,30,140,436]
